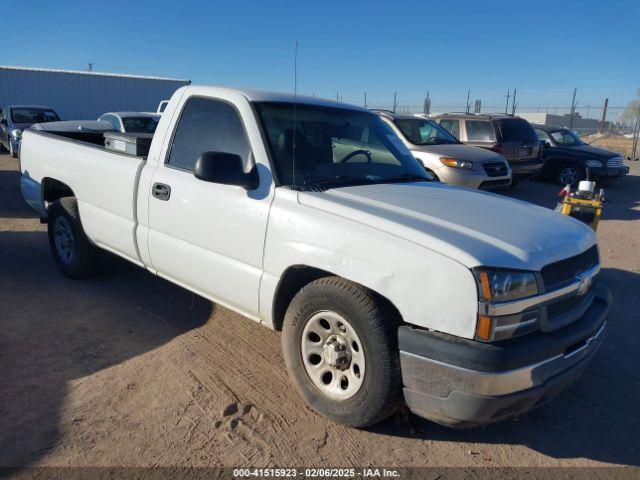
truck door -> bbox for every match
[146,95,273,320]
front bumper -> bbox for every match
[510,159,544,175]
[10,136,21,154]
[398,285,611,428]
[436,167,511,190]
[588,166,629,179]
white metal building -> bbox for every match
[0,66,190,120]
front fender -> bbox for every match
[261,190,479,339]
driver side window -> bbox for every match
[167,97,251,172]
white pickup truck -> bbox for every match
[19,85,610,428]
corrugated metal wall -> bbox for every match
[0,67,190,120]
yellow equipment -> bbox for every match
[556,181,604,231]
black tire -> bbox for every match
[10,141,18,158]
[47,197,97,279]
[425,169,440,182]
[282,276,401,427]
[556,163,585,186]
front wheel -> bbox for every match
[557,164,585,186]
[47,197,97,279]
[282,276,401,427]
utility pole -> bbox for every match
[511,88,517,115]
[423,91,431,115]
[598,98,609,134]
[632,106,640,159]
[504,90,511,114]
[364,92,368,109]
[465,90,471,114]
[569,88,577,130]
[393,92,398,113]
[87,62,93,72]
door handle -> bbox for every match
[152,182,171,201]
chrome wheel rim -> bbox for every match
[9,142,13,156]
[53,216,75,265]
[559,166,580,185]
[301,311,365,400]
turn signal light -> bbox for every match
[475,315,493,341]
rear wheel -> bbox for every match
[47,197,97,279]
[282,276,401,427]
[557,164,585,186]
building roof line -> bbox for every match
[0,65,190,83]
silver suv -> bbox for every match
[374,111,511,189]
[434,113,542,184]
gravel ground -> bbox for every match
[1,152,639,470]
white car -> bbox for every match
[97,111,160,134]
[19,86,610,428]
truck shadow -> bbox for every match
[0,230,213,467]
[0,169,39,219]
[374,266,640,467]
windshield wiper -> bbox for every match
[300,175,375,190]
[375,173,430,184]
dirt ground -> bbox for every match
[580,135,637,159]
[1,152,639,470]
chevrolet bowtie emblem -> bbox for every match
[576,271,592,295]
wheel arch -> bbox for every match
[271,264,402,331]
[42,177,76,211]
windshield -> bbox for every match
[393,118,459,145]
[122,116,159,133]
[255,102,429,189]
[496,118,537,142]
[11,108,59,124]
[550,129,584,146]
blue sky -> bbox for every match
[6,0,640,109]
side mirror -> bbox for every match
[194,151,259,190]
[541,140,551,149]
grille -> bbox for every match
[607,157,624,168]
[541,246,599,290]
[547,283,596,318]
[482,161,509,177]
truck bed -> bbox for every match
[20,129,147,265]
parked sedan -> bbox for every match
[374,111,511,189]
[97,112,160,134]
[534,125,629,185]
[0,105,60,157]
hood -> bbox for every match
[411,143,503,163]
[298,182,595,271]
[555,143,619,158]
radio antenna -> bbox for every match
[292,40,298,187]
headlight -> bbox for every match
[10,129,22,138]
[474,269,538,302]
[585,159,603,168]
[473,269,540,342]
[440,157,474,170]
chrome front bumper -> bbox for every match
[398,285,611,428]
